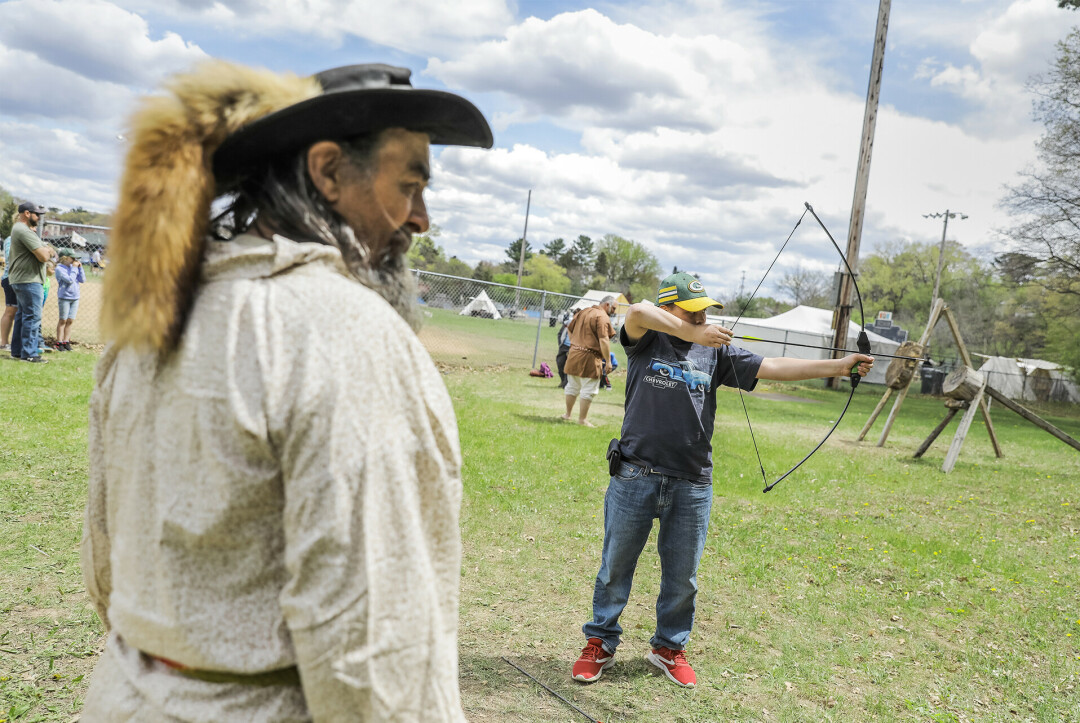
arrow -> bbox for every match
[730,335,921,362]
[502,657,603,723]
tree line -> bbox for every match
[0,186,111,241]
[408,227,664,303]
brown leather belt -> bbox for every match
[146,653,301,687]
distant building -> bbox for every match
[865,310,908,343]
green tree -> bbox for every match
[1001,28,1080,303]
[55,207,111,226]
[408,224,444,271]
[595,234,662,298]
[436,256,472,278]
[542,237,566,258]
[492,272,519,286]
[505,237,533,267]
[522,254,571,293]
[0,198,17,241]
[563,235,594,271]
[473,260,496,281]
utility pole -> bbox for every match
[829,0,891,389]
[514,189,532,312]
[923,210,967,305]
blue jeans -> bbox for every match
[11,282,44,359]
[583,460,713,653]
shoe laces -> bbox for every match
[580,640,606,661]
[657,647,689,667]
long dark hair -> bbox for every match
[209,134,382,272]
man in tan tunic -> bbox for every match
[80,61,491,721]
[562,296,617,427]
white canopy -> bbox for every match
[459,290,501,320]
[709,305,901,386]
[977,355,1080,403]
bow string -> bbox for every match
[727,202,871,493]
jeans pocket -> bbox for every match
[615,461,643,480]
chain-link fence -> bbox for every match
[412,269,600,369]
[9,223,611,368]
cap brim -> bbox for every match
[213,87,493,185]
[674,297,724,312]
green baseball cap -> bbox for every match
[656,272,724,312]
[58,247,77,258]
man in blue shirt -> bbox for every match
[572,272,873,689]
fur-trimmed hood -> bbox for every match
[101,61,322,352]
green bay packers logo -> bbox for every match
[688,280,705,293]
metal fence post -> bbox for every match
[531,290,546,368]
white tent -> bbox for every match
[459,290,501,320]
[572,290,630,326]
[708,305,901,386]
[977,355,1080,403]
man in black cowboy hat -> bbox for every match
[81,61,491,721]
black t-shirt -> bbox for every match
[618,326,763,482]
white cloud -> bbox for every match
[908,0,1070,136]
[111,0,515,55]
[0,0,206,87]
[427,9,774,132]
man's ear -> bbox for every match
[306,141,346,204]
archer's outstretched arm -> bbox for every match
[757,354,873,381]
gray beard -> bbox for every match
[339,227,420,332]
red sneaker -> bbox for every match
[572,638,614,683]
[646,646,696,688]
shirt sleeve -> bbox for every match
[82,349,120,630]
[715,345,763,391]
[55,264,72,287]
[273,296,464,722]
[619,326,654,357]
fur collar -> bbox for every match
[101,61,321,352]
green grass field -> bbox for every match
[2,340,1079,722]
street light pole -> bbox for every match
[923,210,967,305]
[514,189,532,312]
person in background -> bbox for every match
[91,247,103,273]
[556,307,576,388]
[8,201,51,363]
[54,248,84,351]
[1,235,14,351]
[562,296,617,427]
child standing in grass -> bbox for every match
[54,248,84,351]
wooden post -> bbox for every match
[984,385,1080,453]
[875,298,945,446]
[829,0,892,389]
[941,308,1003,457]
[913,405,962,459]
[857,386,894,441]
[942,377,987,473]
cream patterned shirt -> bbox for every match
[82,234,466,721]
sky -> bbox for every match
[0,0,1075,301]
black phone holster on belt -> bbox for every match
[606,438,622,476]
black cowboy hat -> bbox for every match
[213,63,493,184]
